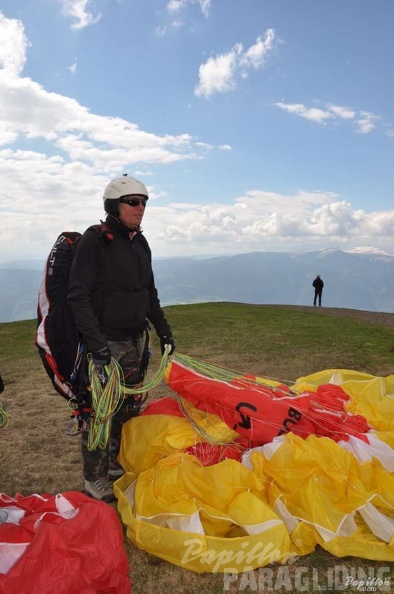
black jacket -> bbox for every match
[312,277,324,291]
[67,216,171,353]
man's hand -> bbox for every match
[65,406,91,435]
[160,335,176,356]
[91,346,111,366]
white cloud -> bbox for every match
[156,20,183,36]
[274,102,332,123]
[3,174,394,260]
[239,29,276,70]
[354,111,380,134]
[0,12,214,166]
[195,44,241,97]
[159,0,211,34]
[198,0,211,17]
[195,29,278,98]
[0,130,18,146]
[167,0,211,17]
[141,190,394,256]
[67,59,77,74]
[58,0,101,30]
[0,13,29,75]
[275,101,383,134]
[0,11,226,259]
[167,0,188,13]
[328,105,355,119]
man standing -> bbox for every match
[67,174,175,502]
[312,274,324,307]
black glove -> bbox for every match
[65,406,91,436]
[91,346,111,366]
[160,335,176,356]
[77,405,91,429]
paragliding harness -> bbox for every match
[35,223,151,432]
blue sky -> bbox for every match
[0,0,393,262]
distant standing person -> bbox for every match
[313,275,324,307]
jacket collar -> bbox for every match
[105,215,142,238]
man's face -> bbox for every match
[118,196,147,229]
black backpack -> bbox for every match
[35,223,116,400]
[36,231,84,401]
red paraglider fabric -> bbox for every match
[0,491,131,594]
[166,359,370,444]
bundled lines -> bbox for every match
[174,353,245,384]
[123,347,170,397]
[87,348,171,450]
[174,353,295,396]
[177,395,238,446]
[87,356,126,451]
[171,393,249,467]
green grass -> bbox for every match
[1,303,394,594]
[1,319,37,359]
[160,303,394,377]
[3,304,394,373]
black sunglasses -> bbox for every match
[119,196,147,208]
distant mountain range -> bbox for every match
[1,247,393,323]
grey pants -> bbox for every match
[82,336,146,481]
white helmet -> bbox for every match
[103,174,149,202]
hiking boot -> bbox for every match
[84,477,115,502]
[108,458,125,481]
[108,467,125,481]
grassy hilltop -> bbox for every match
[1,303,394,593]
